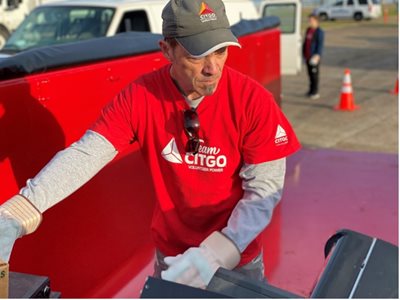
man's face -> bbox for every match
[160,40,228,100]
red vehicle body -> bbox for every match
[0,22,282,297]
[0,20,397,298]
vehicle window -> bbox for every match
[347,0,354,5]
[3,6,115,51]
[263,4,296,34]
[117,10,150,33]
[334,1,344,6]
[358,0,368,4]
[372,0,380,4]
[7,0,22,8]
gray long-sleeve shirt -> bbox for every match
[21,129,285,252]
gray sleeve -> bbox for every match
[20,130,118,213]
[221,158,286,252]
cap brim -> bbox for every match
[176,28,241,58]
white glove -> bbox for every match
[161,231,240,289]
[0,195,42,262]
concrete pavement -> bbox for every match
[281,21,398,154]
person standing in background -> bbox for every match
[303,14,324,100]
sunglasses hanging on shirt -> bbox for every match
[183,108,201,155]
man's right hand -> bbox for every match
[0,195,42,262]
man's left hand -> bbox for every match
[310,54,320,66]
[161,231,241,289]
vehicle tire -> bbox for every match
[319,13,328,21]
[0,27,10,49]
[354,12,363,21]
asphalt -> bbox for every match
[281,20,398,154]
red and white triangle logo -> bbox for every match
[275,125,288,145]
[275,125,287,139]
[199,2,214,15]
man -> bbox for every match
[0,0,300,288]
[303,14,324,100]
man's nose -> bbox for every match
[202,56,220,76]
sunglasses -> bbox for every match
[183,108,200,154]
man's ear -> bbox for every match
[159,40,173,62]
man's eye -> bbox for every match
[215,47,227,55]
[188,56,203,62]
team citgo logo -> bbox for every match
[275,125,288,145]
[161,138,227,172]
[198,2,217,23]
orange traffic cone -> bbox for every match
[335,69,359,111]
[390,78,398,95]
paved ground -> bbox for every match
[273,20,398,296]
[281,20,398,154]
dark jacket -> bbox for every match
[302,27,324,59]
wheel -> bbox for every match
[0,27,10,49]
[319,12,328,21]
[354,12,363,21]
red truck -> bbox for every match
[0,18,282,297]
[0,16,397,298]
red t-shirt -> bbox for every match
[91,65,300,265]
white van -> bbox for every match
[258,0,302,74]
[1,0,302,74]
[314,0,382,21]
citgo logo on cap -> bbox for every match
[198,2,217,22]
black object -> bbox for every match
[207,268,301,298]
[0,32,162,81]
[231,16,280,37]
[183,108,201,154]
[140,276,227,298]
[9,272,55,298]
[311,229,398,298]
[140,269,300,298]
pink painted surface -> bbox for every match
[265,148,398,297]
